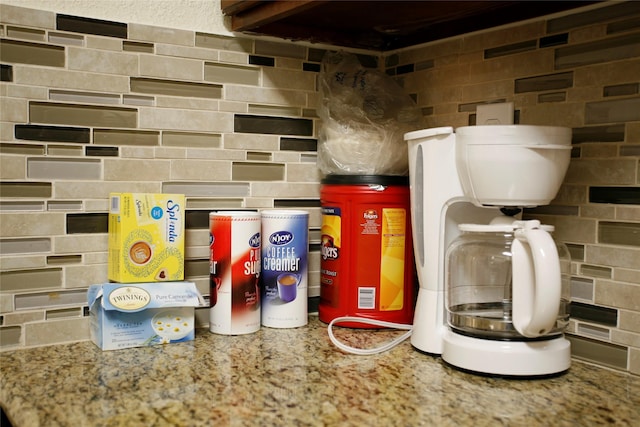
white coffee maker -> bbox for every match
[404,124,572,376]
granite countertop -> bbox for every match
[1,316,639,426]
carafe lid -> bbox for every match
[458,223,515,233]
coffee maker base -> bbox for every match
[442,329,571,377]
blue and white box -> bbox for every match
[88,281,204,350]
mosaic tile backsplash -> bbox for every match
[0,3,638,374]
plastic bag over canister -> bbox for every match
[317,51,425,176]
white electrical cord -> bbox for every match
[327,316,413,355]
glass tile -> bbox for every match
[274,199,320,208]
[0,201,44,211]
[280,138,317,152]
[396,63,415,75]
[580,264,612,279]
[46,255,81,265]
[570,276,594,301]
[185,259,209,277]
[46,307,82,319]
[585,97,640,125]
[566,243,585,262]
[607,17,640,35]
[246,152,272,161]
[249,55,275,67]
[85,146,119,157]
[555,33,640,69]
[515,72,573,93]
[66,213,108,234]
[538,92,566,103]
[0,143,45,155]
[566,334,628,370]
[6,26,45,41]
[195,32,253,52]
[308,48,327,62]
[572,124,625,143]
[570,301,618,326]
[0,326,21,347]
[49,90,120,105]
[14,124,90,143]
[123,41,154,53]
[484,40,537,59]
[598,221,640,246]
[620,145,640,156]
[577,323,610,340]
[0,64,12,82]
[0,39,65,67]
[234,114,313,136]
[46,145,83,156]
[29,102,137,128]
[56,14,127,38]
[205,62,260,85]
[547,2,640,33]
[248,104,299,117]
[603,83,639,97]
[47,201,83,211]
[185,198,244,209]
[0,182,52,198]
[232,162,285,181]
[130,77,222,99]
[303,63,320,72]
[93,129,159,146]
[589,187,640,204]
[539,33,568,48]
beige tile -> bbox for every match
[616,206,640,221]
[0,268,62,292]
[0,294,14,313]
[163,131,222,148]
[186,148,244,161]
[30,102,137,128]
[27,158,101,180]
[286,163,323,183]
[0,212,65,238]
[68,47,138,75]
[119,146,156,159]
[224,133,279,151]
[54,235,108,254]
[565,158,637,185]
[0,97,27,122]
[85,35,121,51]
[170,159,231,180]
[595,279,640,311]
[581,205,616,220]
[103,158,171,181]
[0,255,46,270]
[251,182,320,198]
[205,62,260,86]
[6,83,48,100]
[225,85,307,106]
[2,311,45,326]
[614,268,640,284]
[156,43,218,61]
[262,68,315,91]
[0,154,25,179]
[619,310,640,333]
[574,59,640,87]
[128,23,194,46]
[24,317,90,347]
[218,50,250,65]
[154,146,186,159]
[461,79,513,102]
[140,54,203,80]
[138,107,233,132]
[14,65,130,92]
[64,264,108,288]
[629,347,640,375]
[587,245,640,269]
[0,4,55,28]
[611,329,640,348]
[54,181,160,199]
[539,216,596,244]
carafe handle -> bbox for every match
[511,221,561,338]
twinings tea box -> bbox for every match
[108,193,185,283]
[87,282,204,350]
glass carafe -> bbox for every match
[445,220,569,340]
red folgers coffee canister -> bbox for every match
[209,211,261,335]
[319,175,415,328]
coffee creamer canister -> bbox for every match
[209,211,261,335]
[319,175,415,328]
[261,210,309,328]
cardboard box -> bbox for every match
[109,193,185,283]
[88,281,204,350]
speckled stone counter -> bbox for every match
[1,316,639,426]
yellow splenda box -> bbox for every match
[108,193,185,283]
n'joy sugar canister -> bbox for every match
[319,175,415,328]
[209,211,261,335]
[261,210,309,328]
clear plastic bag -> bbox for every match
[317,51,425,176]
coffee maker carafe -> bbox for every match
[404,125,572,376]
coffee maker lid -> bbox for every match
[404,126,453,141]
[458,223,515,233]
